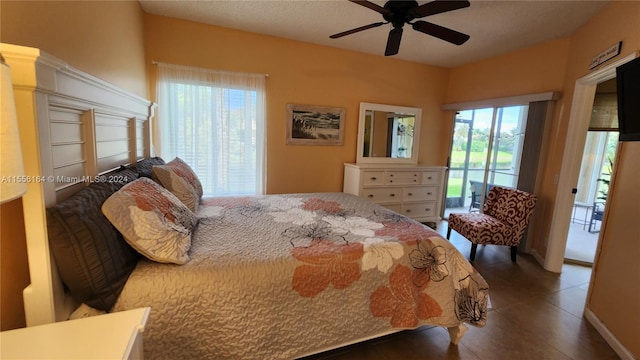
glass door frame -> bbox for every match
[446,114,474,211]
[445,104,529,217]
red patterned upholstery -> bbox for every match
[447,186,537,262]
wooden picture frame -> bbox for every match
[286,104,345,145]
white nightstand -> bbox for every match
[0,307,150,360]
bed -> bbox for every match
[3,43,488,359]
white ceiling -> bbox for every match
[139,0,610,68]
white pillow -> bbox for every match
[102,178,198,264]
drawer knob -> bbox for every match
[427,192,432,195]
[408,192,413,196]
[371,177,377,180]
[389,180,393,183]
[368,194,374,198]
[428,176,433,180]
[390,193,396,197]
[389,174,394,177]
[406,209,412,213]
[413,179,417,182]
[425,208,431,211]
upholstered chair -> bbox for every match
[447,186,537,262]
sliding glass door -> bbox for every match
[446,105,529,216]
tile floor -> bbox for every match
[565,206,600,264]
[301,221,619,360]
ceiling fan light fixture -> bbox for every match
[330,0,471,56]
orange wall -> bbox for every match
[445,37,571,103]
[143,14,451,194]
[0,198,29,331]
[0,0,148,97]
[588,142,640,357]
[535,1,639,260]
[540,2,640,261]
[563,2,639,357]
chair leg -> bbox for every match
[510,246,517,262]
[446,227,452,240]
[469,243,477,261]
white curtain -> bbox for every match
[156,63,266,196]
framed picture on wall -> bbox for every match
[286,104,345,145]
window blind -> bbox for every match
[589,93,618,131]
[156,63,266,196]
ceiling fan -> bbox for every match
[330,0,471,56]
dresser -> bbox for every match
[343,163,446,223]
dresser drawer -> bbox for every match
[362,171,385,186]
[361,187,401,203]
[386,171,420,185]
[402,186,438,202]
[400,202,437,218]
[421,171,440,185]
[381,203,402,213]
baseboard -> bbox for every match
[530,249,546,269]
[584,308,637,360]
[563,257,593,267]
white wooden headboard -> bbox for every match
[0,43,155,326]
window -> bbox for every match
[156,63,266,196]
[446,105,528,211]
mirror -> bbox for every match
[356,102,422,165]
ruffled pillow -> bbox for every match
[102,177,198,264]
[47,167,140,311]
[152,157,202,212]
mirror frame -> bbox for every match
[356,102,422,165]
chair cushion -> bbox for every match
[449,212,515,246]
[449,186,537,248]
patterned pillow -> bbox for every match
[102,177,198,264]
[152,157,202,212]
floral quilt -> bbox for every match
[112,192,488,359]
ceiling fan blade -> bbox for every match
[385,27,403,56]
[410,0,470,18]
[412,20,470,45]
[348,0,392,16]
[330,22,386,39]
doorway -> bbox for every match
[545,53,637,273]
[564,78,619,265]
[565,131,618,264]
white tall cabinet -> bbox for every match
[343,163,446,223]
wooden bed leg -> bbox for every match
[447,324,468,345]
